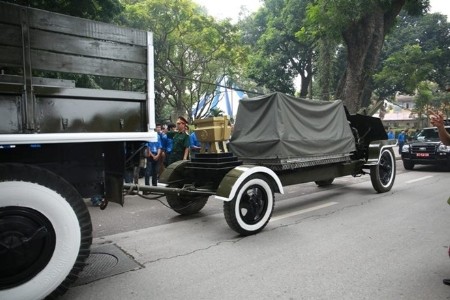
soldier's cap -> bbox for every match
[178,116,188,125]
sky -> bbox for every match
[193,0,261,22]
[193,0,449,22]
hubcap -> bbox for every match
[239,185,268,225]
[379,151,393,185]
[0,206,56,289]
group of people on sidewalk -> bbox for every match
[144,116,201,188]
[386,127,411,154]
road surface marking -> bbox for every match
[270,201,339,222]
[406,176,433,184]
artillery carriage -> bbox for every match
[128,92,397,236]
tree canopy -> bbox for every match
[374,12,449,98]
[8,0,449,121]
[303,0,430,113]
[3,0,123,21]
[119,0,246,121]
[241,0,313,97]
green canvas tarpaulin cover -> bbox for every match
[229,92,356,168]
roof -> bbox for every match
[372,100,416,121]
[380,111,415,121]
[395,94,414,103]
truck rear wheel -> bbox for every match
[370,148,396,193]
[0,164,92,300]
[223,174,274,236]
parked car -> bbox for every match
[401,126,450,170]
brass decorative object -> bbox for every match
[193,116,231,153]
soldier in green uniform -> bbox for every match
[167,116,190,165]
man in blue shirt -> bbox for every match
[164,123,175,167]
[159,124,167,177]
[189,130,202,157]
[387,127,395,140]
[145,131,162,186]
[397,130,405,155]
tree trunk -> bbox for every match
[336,1,405,113]
[175,88,185,118]
[318,39,333,100]
[299,55,312,98]
[300,73,311,97]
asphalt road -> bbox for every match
[63,160,450,300]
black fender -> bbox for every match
[158,160,190,186]
[365,139,397,167]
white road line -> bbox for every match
[406,175,434,184]
[270,201,339,222]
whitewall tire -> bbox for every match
[224,175,274,235]
[0,164,92,300]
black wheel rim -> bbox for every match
[239,185,268,225]
[378,151,393,186]
[0,206,56,289]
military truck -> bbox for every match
[0,3,156,299]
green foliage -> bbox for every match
[413,81,438,127]
[403,0,429,16]
[11,0,443,118]
[302,0,378,41]
[301,0,429,113]
[3,0,123,21]
[3,0,125,89]
[374,44,440,95]
[209,107,224,117]
[375,12,450,99]
[241,0,313,96]
[415,81,435,109]
[119,0,246,121]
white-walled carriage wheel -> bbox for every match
[0,163,92,300]
[223,174,274,236]
[370,148,396,193]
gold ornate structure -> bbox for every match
[193,116,231,153]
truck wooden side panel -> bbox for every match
[0,2,151,134]
[0,2,155,204]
